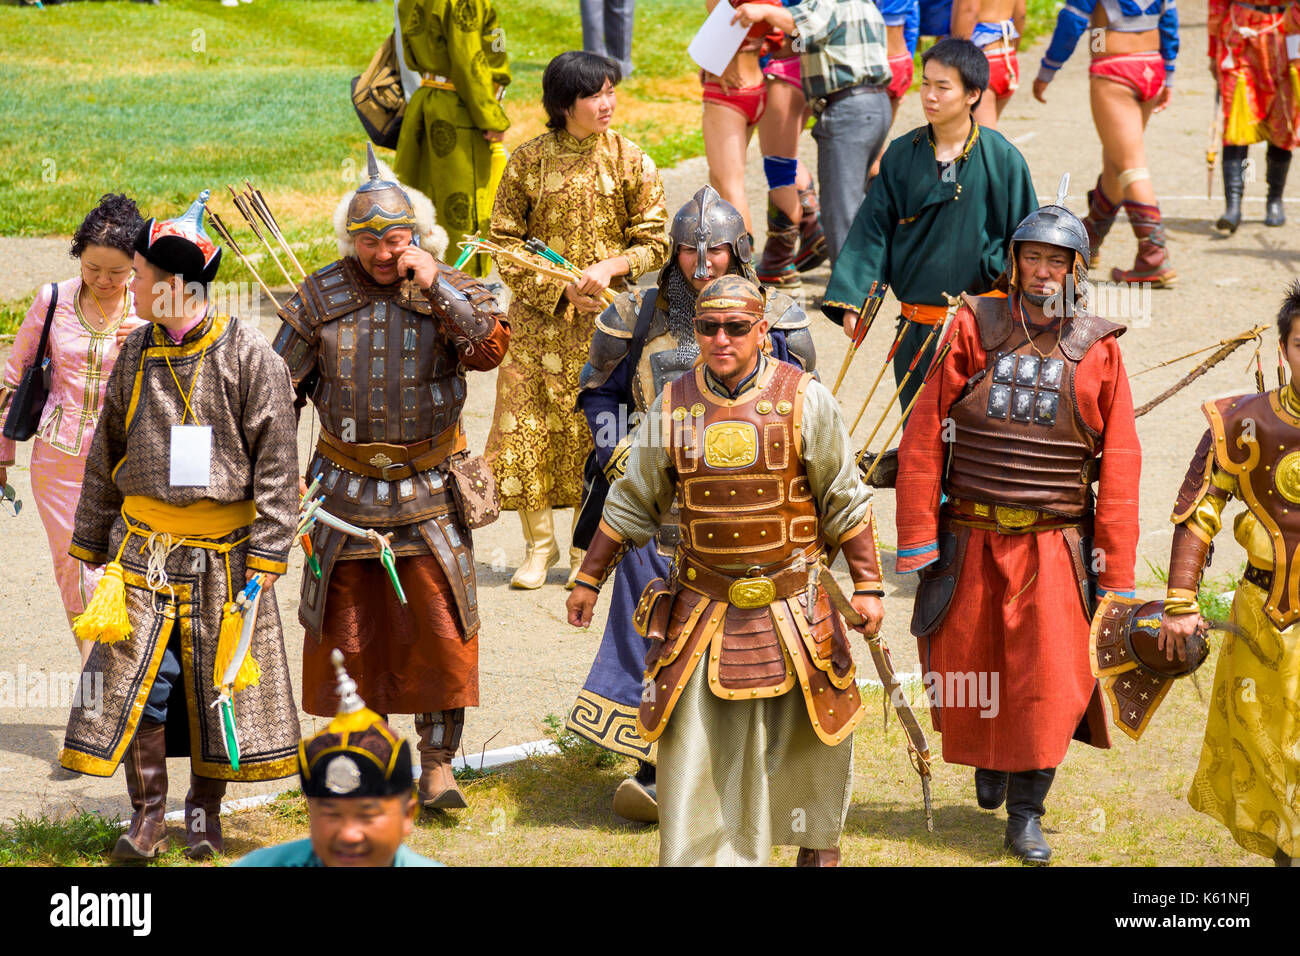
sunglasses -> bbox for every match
[1,484,21,517]
[694,318,758,338]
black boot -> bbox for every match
[1004,768,1055,864]
[1265,144,1291,227]
[974,768,1009,810]
[1217,145,1247,233]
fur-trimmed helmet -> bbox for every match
[333,144,448,260]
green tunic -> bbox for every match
[823,123,1037,410]
[394,0,511,278]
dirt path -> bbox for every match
[0,0,1286,829]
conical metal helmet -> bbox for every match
[1009,173,1090,262]
[345,143,418,240]
[669,185,752,279]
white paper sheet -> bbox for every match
[688,2,749,77]
[170,424,212,487]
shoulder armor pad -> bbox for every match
[1059,313,1126,361]
[766,291,809,330]
[582,291,653,392]
[964,293,1013,351]
[298,260,367,326]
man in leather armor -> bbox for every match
[566,275,884,866]
[895,195,1142,863]
[273,145,510,811]
[566,186,817,823]
[1158,281,1300,867]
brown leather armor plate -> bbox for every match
[667,361,817,561]
[944,295,1122,518]
[1204,390,1300,628]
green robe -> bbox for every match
[822,122,1038,410]
[394,0,511,278]
[823,122,1038,319]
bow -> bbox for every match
[458,235,618,306]
[1133,325,1268,418]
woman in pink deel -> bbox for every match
[0,194,145,662]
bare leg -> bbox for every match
[1091,77,1157,206]
[703,100,757,233]
[758,79,805,222]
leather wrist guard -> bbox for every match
[1167,523,1212,601]
[573,520,628,590]
[425,266,502,349]
[839,512,883,593]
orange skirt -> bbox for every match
[302,554,478,716]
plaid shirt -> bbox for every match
[790,0,891,100]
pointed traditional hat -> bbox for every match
[134,190,222,284]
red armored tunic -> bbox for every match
[896,293,1142,770]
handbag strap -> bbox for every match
[33,282,58,367]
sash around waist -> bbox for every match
[121,495,257,539]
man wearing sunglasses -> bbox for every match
[566,185,815,824]
[566,274,884,866]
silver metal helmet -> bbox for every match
[1009,173,1089,262]
[669,185,752,279]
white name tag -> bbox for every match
[170,425,212,487]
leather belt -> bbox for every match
[678,547,820,608]
[947,497,1084,534]
[316,424,465,481]
[1243,563,1273,591]
[421,73,507,102]
[812,81,887,115]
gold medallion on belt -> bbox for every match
[729,574,776,608]
[369,452,394,469]
[1275,450,1300,504]
[994,506,1038,530]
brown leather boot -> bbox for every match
[794,185,828,273]
[415,709,467,810]
[1082,176,1120,270]
[757,204,801,288]
[1111,200,1176,287]
[795,846,840,866]
[184,773,227,860]
[112,719,170,861]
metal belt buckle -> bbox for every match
[729,567,776,609]
[369,452,405,481]
[994,506,1037,531]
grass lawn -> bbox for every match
[1,634,1266,867]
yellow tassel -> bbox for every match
[213,603,262,694]
[1290,65,1300,111]
[1226,73,1260,145]
[72,562,133,644]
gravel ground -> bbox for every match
[0,0,1287,828]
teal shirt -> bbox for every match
[822,123,1038,320]
[233,838,443,868]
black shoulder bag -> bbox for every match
[2,283,58,442]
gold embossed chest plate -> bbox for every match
[1275,450,1300,504]
[703,421,758,468]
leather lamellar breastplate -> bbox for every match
[305,259,467,445]
[944,297,1124,518]
[666,361,818,564]
[1205,390,1300,627]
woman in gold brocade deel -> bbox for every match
[485,50,669,589]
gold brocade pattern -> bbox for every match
[485,129,668,511]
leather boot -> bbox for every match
[795,846,840,866]
[794,184,828,273]
[1004,767,1055,864]
[1217,144,1247,233]
[612,760,657,823]
[757,204,801,288]
[974,767,1009,810]
[1082,176,1120,270]
[416,709,467,810]
[112,719,170,861]
[184,773,227,860]
[1265,144,1291,226]
[1112,200,1176,287]
[510,508,558,589]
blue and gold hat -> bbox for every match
[345,144,418,240]
[134,190,222,284]
[298,651,414,799]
